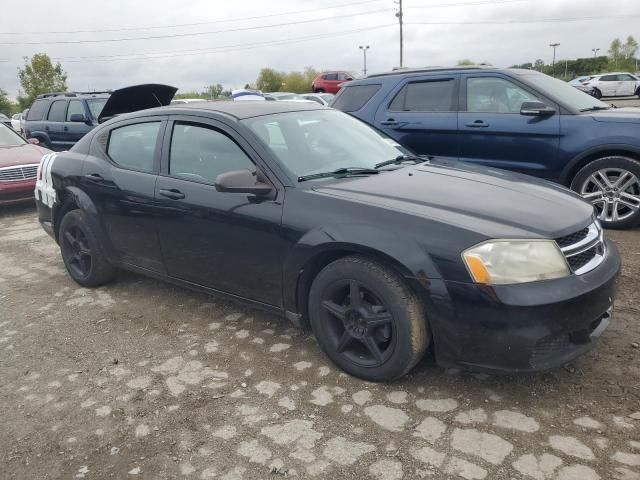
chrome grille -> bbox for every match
[555,222,605,275]
[0,164,39,182]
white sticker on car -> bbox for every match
[34,152,57,208]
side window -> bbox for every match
[466,77,539,114]
[107,122,161,173]
[169,123,255,184]
[337,72,350,81]
[389,79,456,112]
[600,75,616,81]
[332,84,381,112]
[47,100,67,122]
[618,74,634,81]
[26,100,49,121]
[325,73,338,81]
[67,100,86,121]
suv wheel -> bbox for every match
[314,88,325,93]
[59,209,115,287]
[308,256,429,381]
[570,156,640,229]
[591,88,602,99]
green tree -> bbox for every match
[457,59,475,66]
[534,59,545,71]
[17,53,68,108]
[303,66,319,85]
[256,68,284,92]
[282,71,310,93]
[608,38,622,68]
[0,88,17,115]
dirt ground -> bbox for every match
[0,203,639,480]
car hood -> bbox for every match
[589,107,640,124]
[0,144,51,168]
[312,161,594,239]
[98,84,177,123]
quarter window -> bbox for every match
[389,80,456,112]
[332,84,381,112]
[169,123,255,183]
[466,77,539,113]
[66,100,85,121]
[107,122,161,173]
[47,100,67,122]
[26,99,49,121]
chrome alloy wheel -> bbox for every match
[580,168,640,222]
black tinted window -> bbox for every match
[67,100,85,121]
[325,73,338,81]
[170,123,254,184]
[600,75,616,81]
[332,84,381,112]
[390,80,456,112]
[26,100,49,121]
[107,122,161,173]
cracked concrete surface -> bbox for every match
[0,205,639,479]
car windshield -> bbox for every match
[0,124,26,147]
[87,98,107,119]
[518,72,610,111]
[242,110,410,180]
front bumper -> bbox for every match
[431,238,620,373]
[0,179,36,206]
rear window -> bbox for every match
[331,84,381,112]
[26,99,49,121]
[389,79,456,112]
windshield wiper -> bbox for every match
[297,167,380,183]
[579,106,611,112]
[374,154,428,169]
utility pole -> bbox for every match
[549,43,560,77]
[592,48,600,58]
[395,0,403,68]
[359,45,370,76]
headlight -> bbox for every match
[462,240,570,285]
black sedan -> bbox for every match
[35,85,620,381]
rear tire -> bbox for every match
[591,88,602,99]
[59,209,115,287]
[570,156,640,229]
[314,88,325,93]
[309,256,429,381]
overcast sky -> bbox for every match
[1,0,638,98]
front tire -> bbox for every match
[309,256,429,381]
[59,209,115,287]
[570,156,640,229]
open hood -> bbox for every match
[98,84,177,123]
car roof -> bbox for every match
[127,100,328,121]
[35,91,111,100]
[364,65,496,79]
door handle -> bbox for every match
[63,126,68,131]
[380,119,399,126]
[159,189,185,200]
[84,173,104,182]
[465,120,490,128]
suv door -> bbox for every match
[154,117,286,306]
[458,73,561,178]
[373,75,459,160]
[616,74,637,96]
[82,117,167,273]
[64,99,94,145]
[45,100,67,150]
[598,75,619,96]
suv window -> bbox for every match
[466,77,539,113]
[332,84,381,112]
[600,75,617,81]
[27,99,50,121]
[47,100,67,122]
[67,100,85,121]
[169,123,255,184]
[390,79,456,112]
[107,122,161,173]
[324,73,338,81]
[337,72,350,81]
[617,74,635,81]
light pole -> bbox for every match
[592,48,600,58]
[549,43,560,77]
[395,0,403,68]
[359,45,370,76]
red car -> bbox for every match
[311,71,354,94]
[0,124,50,206]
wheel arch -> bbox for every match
[560,144,640,186]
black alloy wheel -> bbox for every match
[62,225,92,279]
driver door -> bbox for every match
[153,116,287,307]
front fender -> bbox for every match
[27,130,52,145]
[560,143,640,185]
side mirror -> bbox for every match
[520,101,556,117]
[69,113,88,123]
[215,169,273,196]
[27,138,40,145]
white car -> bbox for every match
[300,93,335,106]
[581,72,640,99]
[11,113,22,133]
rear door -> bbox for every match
[64,99,94,145]
[45,100,67,149]
[373,74,460,160]
[82,117,167,272]
[458,73,561,179]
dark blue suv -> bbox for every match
[24,91,110,152]
[333,66,640,229]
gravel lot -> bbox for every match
[1,203,639,480]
